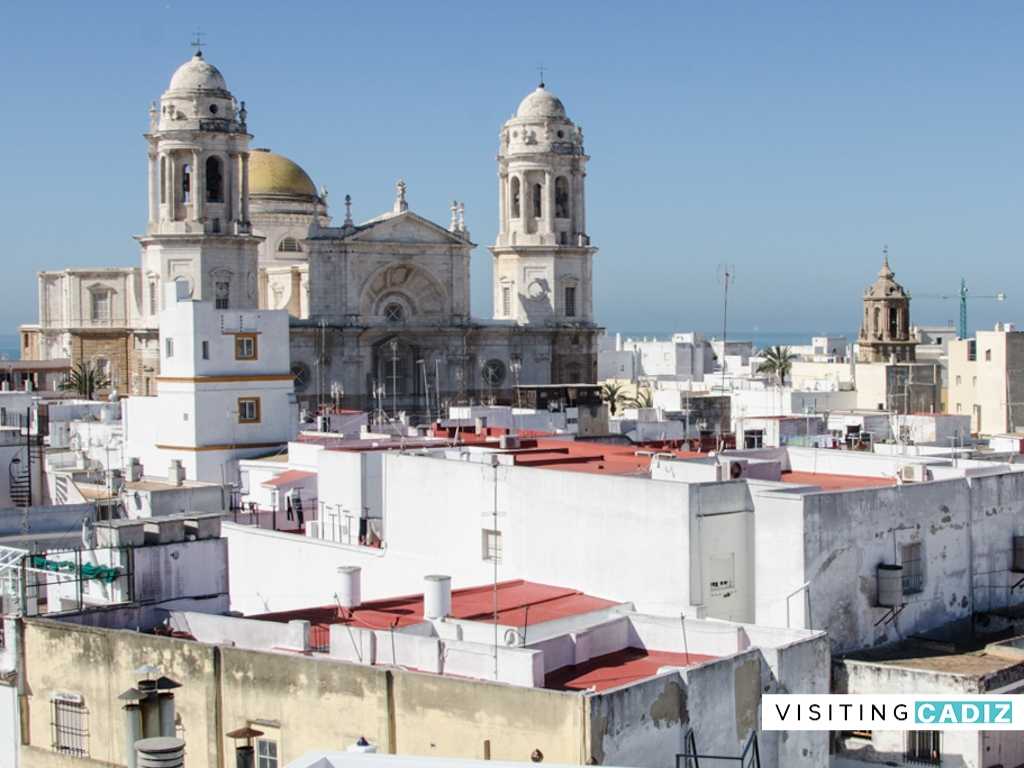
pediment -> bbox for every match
[351,211,471,246]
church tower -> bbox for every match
[138,48,262,318]
[857,248,916,363]
[490,83,596,324]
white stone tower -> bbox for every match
[138,48,262,319]
[490,82,596,324]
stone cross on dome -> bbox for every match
[190,30,205,56]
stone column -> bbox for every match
[497,171,507,237]
[168,153,177,222]
[147,150,159,225]
[240,152,250,228]
[578,170,587,239]
[226,152,237,228]
[544,170,555,236]
[192,149,203,224]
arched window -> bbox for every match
[383,303,405,323]
[205,156,224,202]
[889,307,900,337]
[555,176,569,218]
[532,183,542,218]
[278,237,302,253]
[160,156,167,204]
[873,306,880,336]
[510,178,521,218]
[181,163,192,203]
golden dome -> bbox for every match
[248,149,318,199]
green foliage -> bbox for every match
[756,346,797,386]
[60,361,111,400]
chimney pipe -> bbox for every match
[135,736,185,768]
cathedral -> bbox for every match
[20,49,601,414]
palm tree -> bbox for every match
[61,361,111,400]
[627,387,654,409]
[600,381,629,415]
[756,346,797,386]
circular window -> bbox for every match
[291,362,310,391]
[209,103,218,115]
[557,130,564,139]
[383,303,405,323]
[481,359,507,387]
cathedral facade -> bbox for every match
[20,51,600,414]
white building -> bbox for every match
[598,332,715,383]
[125,282,297,483]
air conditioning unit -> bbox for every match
[900,464,931,483]
[718,459,747,481]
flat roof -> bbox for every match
[254,580,620,631]
[261,469,315,488]
[780,471,897,491]
[511,439,704,477]
[545,647,717,692]
[847,639,1024,678]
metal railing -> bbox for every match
[677,731,761,768]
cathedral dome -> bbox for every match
[515,85,567,119]
[865,254,908,299]
[168,51,229,93]
[249,149,318,199]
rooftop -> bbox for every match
[846,637,1024,679]
[255,580,620,631]
[545,647,716,692]
[779,471,897,491]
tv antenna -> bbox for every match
[717,264,736,392]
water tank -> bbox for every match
[337,566,361,609]
[877,564,904,608]
[423,574,452,619]
[1012,536,1024,573]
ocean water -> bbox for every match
[614,330,857,351]
[0,334,20,361]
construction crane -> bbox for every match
[912,278,1006,339]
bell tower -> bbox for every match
[138,46,262,319]
[857,247,917,363]
[490,82,596,324]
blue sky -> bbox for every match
[1,1,1022,337]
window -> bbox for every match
[901,542,924,594]
[985,348,992,362]
[532,182,542,218]
[238,397,261,424]
[181,163,192,203]
[90,291,111,322]
[972,376,977,387]
[564,286,577,318]
[235,334,258,360]
[501,286,512,317]
[165,338,174,358]
[510,177,521,218]
[955,375,961,386]
[215,281,230,310]
[256,736,279,768]
[149,282,158,314]
[905,731,940,764]
[482,528,502,562]
[383,303,405,323]
[205,156,224,202]
[51,696,88,757]
[278,237,302,253]
[555,176,569,218]
[956,402,962,413]
[201,340,209,360]
[482,359,506,387]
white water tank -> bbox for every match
[423,574,452,619]
[1012,536,1024,573]
[337,566,361,609]
[877,564,904,608]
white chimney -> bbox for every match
[167,460,184,487]
[135,737,185,768]
[423,574,452,620]
[337,566,361,609]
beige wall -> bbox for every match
[947,331,1024,435]
[21,618,586,768]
